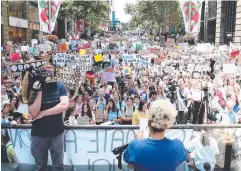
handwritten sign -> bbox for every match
[21,46,29,52]
[223,64,236,74]
[236,66,241,76]
[7,60,47,73]
[94,54,103,62]
[38,44,52,52]
[31,39,38,47]
[77,116,90,125]
[95,109,104,122]
[6,127,194,168]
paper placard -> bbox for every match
[223,64,236,74]
[7,41,13,45]
[94,54,103,62]
[236,66,241,76]
[21,46,29,52]
[122,66,132,75]
[79,49,87,56]
[77,116,90,125]
[39,44,52,52]
[95,109,104,123]
[187,64,195,72]
[139,118,148,131]
[101,72,116,82]
[31,39,38,47]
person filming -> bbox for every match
[123,99,187,171]
[29,64,69,171]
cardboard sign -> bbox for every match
[7,41,13,45]
[187,64,195,72]
[8,60,47,73]
[223,64,236,74]
[21,46,29,52]
[79,49,87,56]
[77,116,90,125]
[11,52,21,61]
[101,72,116,82]
[39,44,52,52]
[95,109,104,123]
[94,54,103,62]
[236,66,241,76]
[122,66,132,75]
[31,39,38,47]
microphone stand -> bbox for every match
[116,151,123,170]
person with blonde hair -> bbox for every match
[124,100,187,171]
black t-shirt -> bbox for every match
[31,82,67,137]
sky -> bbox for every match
[113,0,136,23]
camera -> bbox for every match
[202,87,209,92]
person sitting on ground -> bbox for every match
[186,130,220,171]
[124,99,187,171]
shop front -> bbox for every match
[8,16,28,43]
[29,22,40,39]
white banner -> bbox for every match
[7,128,193,165]
[179,0,203,34]
[38,0,61,34]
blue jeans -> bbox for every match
[31,133,64,171]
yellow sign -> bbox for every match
[94,54,103,62]
[79,49,86,56]
[122,67,132,75]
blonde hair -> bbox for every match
[148,100,177,131]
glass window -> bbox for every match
[29,6,39,22]
[9,26,26,43]
[8,1,26,19]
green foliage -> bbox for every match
[58,0,110,28]
[125,1,182,34]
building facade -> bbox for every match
[1,1,41,44]
[201,0,240,45]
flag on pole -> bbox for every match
[38,0,61,34]
[179,0,203,34]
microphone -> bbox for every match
[112,144,129,155]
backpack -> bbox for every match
[1,144,11,163]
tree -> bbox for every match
[125,1,182,35]
[58,0,110,29]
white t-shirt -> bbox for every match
[186,136,220,171]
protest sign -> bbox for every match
[79,49,87,56]
[6,127,194,167]
[38,44,52,52]
[236,66,241,76]
[10,52,21,62]
[187,64,195,72]
[101,72,116,82]
[223,64,236,74]
[95,110,104,123]
[94,54,103,62]
[7,60,47,73]
[21,46,29,52]
[7,41,13,45]
[70,40,79,51]
[122,54,137,64]
[123,66,132,75]
[77,116,90,125]
[31,39,38,47]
